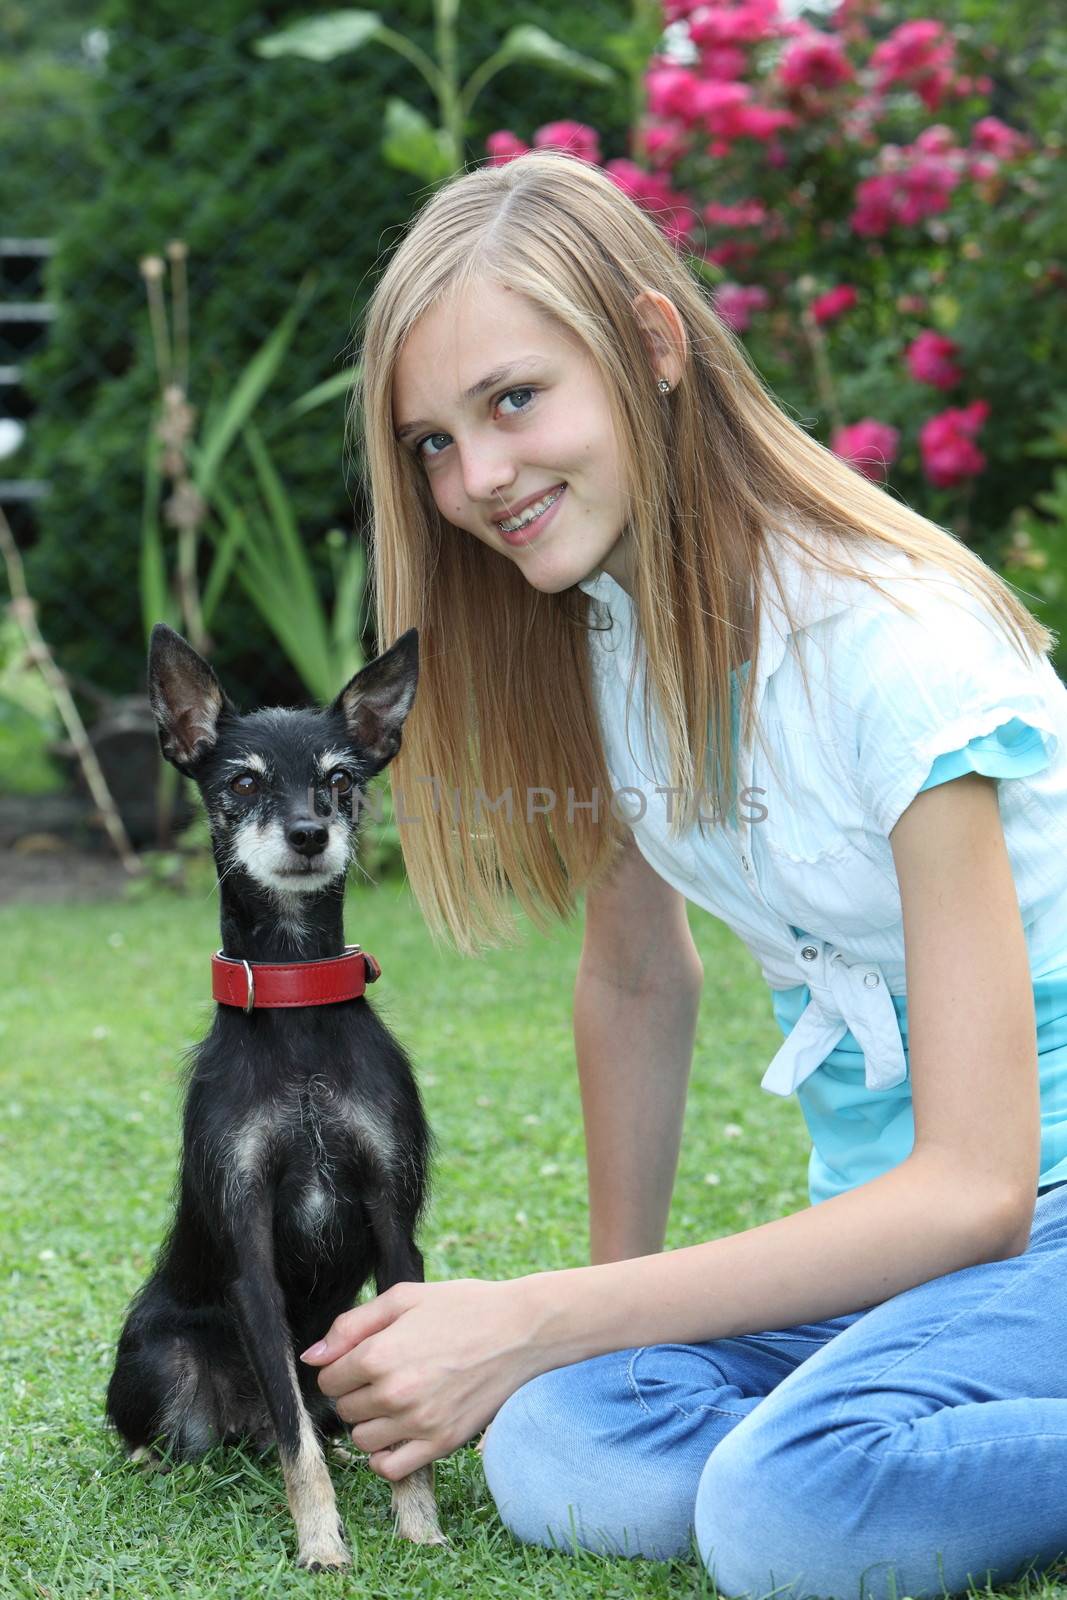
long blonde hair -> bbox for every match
[354,150,1054,955]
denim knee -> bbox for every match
[481,1356,696,1561]
[693,1414,989,1600]
[695,1413,845,1595]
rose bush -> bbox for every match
[484,0,1067,657]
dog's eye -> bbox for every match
[230,773,260,797]
[328,769,353,794]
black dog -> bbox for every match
[106,623,443,1568]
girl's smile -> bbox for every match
[494,482,566,545]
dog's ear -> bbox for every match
[148,623,234,774]
[331,628,419,769]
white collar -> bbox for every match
[577,527,911,685]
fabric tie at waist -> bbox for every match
[760,938,908,1098]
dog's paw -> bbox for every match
[392,1468,447,1546]
[401,1521,449,1548]
[296,1533,351,1572]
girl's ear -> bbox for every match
[632,289,688,390]
[332,629,419,770]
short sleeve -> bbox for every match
[918,716,1052,793]
[830,583,1060,835]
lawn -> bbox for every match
[0,877,1059,1598]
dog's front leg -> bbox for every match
[370,1209,447,1546]
[230,1225,349,1571]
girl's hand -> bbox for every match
[300,1277,547,1480]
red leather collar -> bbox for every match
[211,945,381,1012]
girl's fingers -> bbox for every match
[368,1439,435,1481]
[333,1382,380,1425]
[301,1289,404,1365]
[316,1346,378,1400]
[349,1416,404,1454]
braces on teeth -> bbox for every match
[498,485,563,533]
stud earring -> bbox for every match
[657,377,672,394]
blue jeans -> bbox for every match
[482,1181,1067,1599]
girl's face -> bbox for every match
[392,279,633,594]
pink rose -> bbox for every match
[810,284,858,325]
[971,116,1029,160]
[691,80,751,137]
[733,104,797,141]
[849,173,896,236]
[647,66,703,124]
[689,0,781,47]
[870,20,956,103]
[703,199,768,228]
[642,122,691,169]
[713,282,770,332]
[914,124,957,155]
[849,144,964,235]
[831,419,900,480]
[533,121,602,166]
[779,29,854,91]
[699,45,749,81]
[919,400,990,487]
[485,131,530,166]
[906,330,963,389]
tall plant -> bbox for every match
[254,1,619,185]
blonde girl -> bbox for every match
[300,151,1067,1598]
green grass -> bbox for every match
[0,880,1061,1598]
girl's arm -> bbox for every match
[537,773,1039,1357]
[307,774,1039,1480]
[575,832,704,1263]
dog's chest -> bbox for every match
[226,1079,399,1227]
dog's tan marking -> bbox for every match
[225,1114,271,1210]
[281,1352,350,1570]
[343,1099,400,1176]
[392,1464,447,1545]
[226,751,269,777]
[316,749,352,776]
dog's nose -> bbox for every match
[287,819,329,857]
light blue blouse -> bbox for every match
[578,540,1067,1211]
[772,716,1067,1204]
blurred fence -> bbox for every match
[0,4,630,857]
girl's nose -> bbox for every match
[457,439,517,507]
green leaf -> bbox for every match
[194,276,316,498]
[209,485,334,703]
[601,29,659,76]
[288,364,361,419]
[496,25,616,87]
[381,97,455,183]
[331,538,367,683]
[254,11,382,63]
[139,433,177,643]
[241,423,336,700]
[200,503,247,628]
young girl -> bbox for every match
[300,151,1067,1597]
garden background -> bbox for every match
[2,0,1067,1595]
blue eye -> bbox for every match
[416,432,451,459]
[497,386,536,416]
[413,387,537,460]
